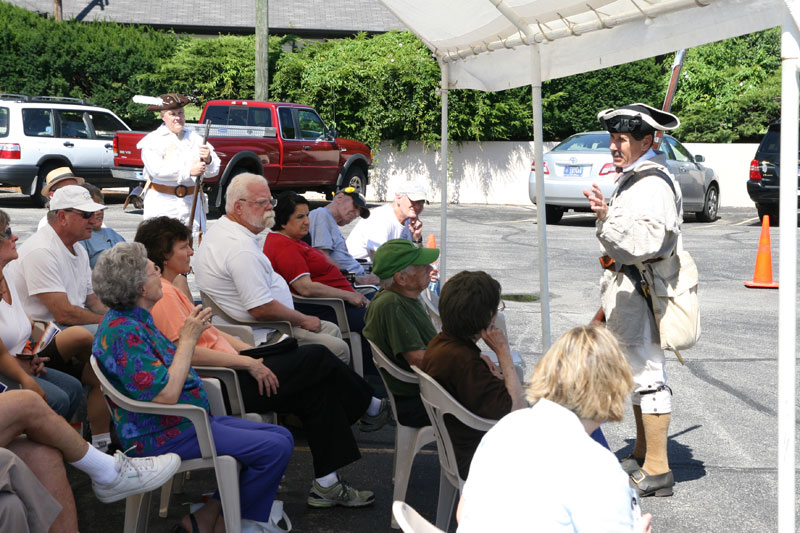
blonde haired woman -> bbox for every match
[457,324,653,533]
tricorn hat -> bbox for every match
[146,93,190,112]
[597,103,680,135]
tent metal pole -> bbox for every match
[778,7,799,532]
[531,44,551,351]
[440,60,449,282]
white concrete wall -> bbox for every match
[368,140,759,208]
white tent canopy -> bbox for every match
[382,0,780,90]
[379,0,795,530]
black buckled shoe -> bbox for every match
[630,469,674,497]
[620,456,644,476]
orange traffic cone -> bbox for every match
[745,215,779,289]
[425,234,437,248]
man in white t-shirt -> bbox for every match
[345,181,426,261]
[12,186,108,331]
[193,173,350,362]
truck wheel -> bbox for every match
[31,163,61,207]
[695,184,719,222]
[756,203,778,226]
[344,167,367,197]
[544,205,564,224]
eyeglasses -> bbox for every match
[497,300,506,312]
[148,264,161,277]
[241,198,277,208]
[0,227,12,240]
[63,209,95,219]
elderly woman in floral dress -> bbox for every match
[92,242,293,533]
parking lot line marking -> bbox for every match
[734,217,760,226]
[486,217,537,224]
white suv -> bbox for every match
[0,94,131,206]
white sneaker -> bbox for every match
[241,500,292,532]
[92,450,181,503]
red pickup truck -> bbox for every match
[112,100,372,208]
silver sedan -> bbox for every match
[528,131,720,224]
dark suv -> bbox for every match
[747,121,798,225]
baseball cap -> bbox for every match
[394,181,427,202]
[42,167,84,197]
[373,238,440,280]
[337,186,370,218]
[49,185,107,212]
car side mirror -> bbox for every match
[694,154,705,163]
[328,128,338,140]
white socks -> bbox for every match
[366,397,382,416]
[69,443,118,486]
[315,472,339,488]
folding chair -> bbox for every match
[412,366,497,532]
[369,340,435,529]
[392,501,445,533]
[292,294,364,377]
[90,357,242,533]
[200,290,293,338]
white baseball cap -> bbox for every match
[49,185,106,212]
[394,181,427,202]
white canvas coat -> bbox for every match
[596,153,682,346]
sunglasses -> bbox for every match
[0,226,12,240]
[63,209,96,219]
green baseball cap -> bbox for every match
[373,239,440,280]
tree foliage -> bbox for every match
[0,2,784,143]
[671,28,781,142]
[0,2,178,129]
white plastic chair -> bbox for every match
[90,357,242,533]
[293,294,364,377]
[412,366,497,532]
[369,340,435,529]
[200,290,294,338]
[392,501,445,533]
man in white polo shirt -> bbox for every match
[193,173,350,362]
[345,181,427,261]
[13,185,108,332]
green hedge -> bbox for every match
[0,2,782,143]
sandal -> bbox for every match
[170,513,200,533]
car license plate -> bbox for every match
[564,165,583,176]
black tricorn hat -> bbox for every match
[147,93,190,112]
[597,103,680,134]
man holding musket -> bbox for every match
[138,93,220,234]
[583,103,682,498]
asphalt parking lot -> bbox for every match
[0,187,797,532]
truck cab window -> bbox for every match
[297,109,325,140]
[278,108,296,139]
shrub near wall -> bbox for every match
[0,2,178,129]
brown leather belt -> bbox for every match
[600,255,663,272]
[149,182,196,198]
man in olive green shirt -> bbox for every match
[363,239,439,428]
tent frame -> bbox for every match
[379,2,798,529]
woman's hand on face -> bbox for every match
[179,305,213,344]
[480,324,510,355]
[247,357,280,397]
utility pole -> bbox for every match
[255,0,269,100]
[53,0,62,21]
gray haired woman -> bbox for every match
[92,242,294,533]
